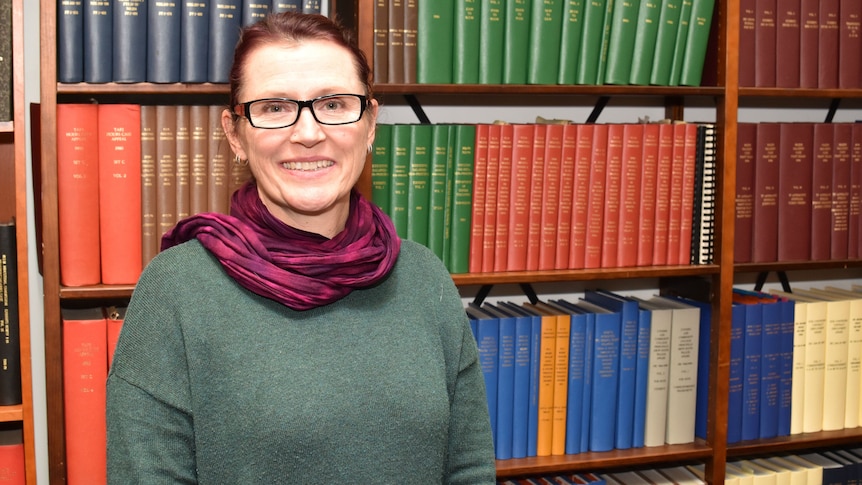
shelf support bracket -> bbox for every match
[825,98,841,123]
[404,94,431,124]
[753,271,791,293]
[471,283,539,306]
[586,96,610,124]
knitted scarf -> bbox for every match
[161,182,401,311]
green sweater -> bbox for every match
[107,239,496,484]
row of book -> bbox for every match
[0,221,22,407]
[380,0,715,86]
[467,290,707,460]
[57,0,327,84]
[56,103,248,287]
[371,121,716,275]
[734,122,862,265]
[741,0,862,89]
[61,306,125,485]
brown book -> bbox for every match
[799,0,819,88]
[373,0,388,83]
[735,122,756,263]
[57,104,101,286]
[811,122,835,260]
[140,105,159,266]
[569,123,592,270]
[839,0,862,89]
[777,122,813,261]
[403,0,418,84]
[637,123,660,266]
[97,104,142,285]
[469,124,488,273]
[507,124,533,271]
[207,105,230,214]
[526,124,546,271]
[666,123,687,265]
[754,0,777,87]
[752,122,780,262]
[775,0,801,88]
[387,0,405,84]
[482,123,500,273]
[175,105,191,223]
[601,124,624,269]
[739,0,757,86]
[818,0,840,89]
[618,123,643,268]
[831,123,852,259]
[189,105,209,216]
[555,124,576,270]
[494,123,514,272]
[585,124,608,269]
[155,105,178,240]
[652,122,674,265]
[540,123,563,271]
[850,123,862,259]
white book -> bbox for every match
[821,286,862,428]
[726,462,755,485]
[762,456,812,485]
[658,465,706,484]
[632,296,673,447]
[750,458,794,485]
[638,468,674,485]
[780,454,824,485]
[732,459,779,485]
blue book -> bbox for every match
[482,303,517,460]
[632,304,651,448]
[180,0,210,83]
[58,0,84,82]
[584,290,639,449]
[465,304,499,452]
[84,0,113,82]
[497,302,536,459]
[733,292,763,441]
[758,298,782,439]
[545,300,587,455]
[727,303,746,444]
[551,299,595,454]
[208,0,243,83]
[147,0,181,83]
[113,0,148,82]
[503,302,542,457]
[776,296,795,437]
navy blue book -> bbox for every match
[497,302,537,459]
[758,297,782,439]
[242,0,271,27]
[776,296,795,436]
[83,0,112,82]
[180,0,210,83]
[584,290,639,450]
[732,291,763,441]
[58,0,84,82]
[302,0,322,14]
[482,303,517,460]
[147,0,181,82]
[272,1,302,12]
[208,0,243,83]
[466,304,499,453]
[112,0,147,82]
[727,302,745,444]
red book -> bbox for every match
[507,124,533,271]
[569,124,592,269]
[494,123,514,272]
[775,0,801,88]
[637,123,660,266]
[482,123,501,273]
[831,123,852,259]
[739,0,757,87]
[811,122,835,260]
[0,428,25,485]
[818,0,840,89]
[735,122,757,263]
[63,307,108,485]
[584,124,609,269]
[57,103,101,286]
[799,0,820,88]
[601,124,624,268]
[97,104,142,285]
[555,124,577,270]
[526,124,547,271]
[754,0,777,87]
[752,123,780,262]
[777,122,813,261]
[106,306,125,368]
[839,0,862,89]
[665,123,687,265]
[652,123,674,265]
[539,124,564,271]
[617,123,643,267]
[850,124,862,259]
[469,124,489,273]
[679,122,698,265]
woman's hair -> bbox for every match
[227,12,373,113]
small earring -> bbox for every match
[234,155,248,167]
[367,144,373,154]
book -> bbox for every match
[667,0,693,86]
[637,123,660,265]
[850,124,862,259]
[272,1,302,12]
[530,302,572,456]
[156,105,178,240]
[112,0,148,83]
[815,286,862,429]
[678,0,716,86]
[568,123,592,269]
[0,426,25,485]
[406,124,432,247]
[453,0,480,84]
[180,0,210,83]
[832,123,852,260]
[593,0,618,85]
[480,122,498,270]
[636,293,674,446]
[738,0,757,86]
[140,105,158,265]
[604,0,642,85]
[629,0,662,85]
[519,302,557,457]
[665,123,686,264]
[733,291,764,441]
[57,103,101,286]
[83,0,112,83]
[416,0,455,84]
[465,304,500,453]
[584,124,608,268]
[539,123,564,270]
[469,124,489,272]
[207,105,230,214]
[97,104,142,285]
[373,0,388,83]
[495,124,514,271]
[386,0,405,84]
[62,307,108,485]
[751,122,779,263]
[753,0,777,87]
[555,124,576,270]
[495,303,536,459]
[812,123,835,261]
[600,124,623,268]
[818,0,840,89]
[649,0,683,85]
[727,302,746,443]
[557,0,585,85]
[799,0,819,88]
[777,122,813,262]
[428,124,451,261]
[479,0,504,84]
[371,123,393,215]
[448,124,474,274]
[208,0,242,83]
[652,122,674,265]
[58,0,84,82]
[839,0,862,89]
[734,122,756,263]
[547,302,586,455]
[0,222,21,405]
[188,105,210,216]
[527,0,565,84]
[147,0,181,83]
[526,124,547,271]
[481,303,517,460]
[775,0,801,88]
[508,124,534,271]
[575,0,608,85]
[175,106,192,223]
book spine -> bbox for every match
[406,124,432,247]
[481,125,500,272]
[738,0,757,86]
[403,0,418,83]
[449,125,475,274]
[575,0,608,85]
[147,0,181,83]
[629,0,662,85]
[584,124,608,268]
[536,312,557,456]
[851,125,862,259]
[416,0,454,84]
[272,0,302,12]
[802,302,826,433]
[188,105,210,216]
[0,430,25,484]
[799,0,819,88]
[494,311,516,460]
[751,122,779,263]
[568,124,592,269]
[777,122,813,262]
[740,301,763,441]
[494,124,514,271]
[649,0,683,86]
[527,0,565,85]
[175,105,192,223]
[155,105,178,241]
[208,0,243,83]
[664,305,701,444]
[58,0,85,82]
[775,0,801,88]
[565,312,586,455]
[242,0,270,26]
[637,123,660,265]
[453,0,480,84]
[551,313,571,455]
[0,222,21,405]
[832,123,853,260]
[373,0,388,83]
[652,123,674,265]
[604,0,641,85]
[479,0,504,84]
[540,124,564,271]
[665,123,687,264]
[207,105,230,214]
[140,105,159,266]
[735,122,756,263]
[818,0,840,89]
[753,0,777,87]
[180,0,210,83]
[112,0,148,83]
[427,125,451,260]
[758,301,782,439]
[618,123,643,268]
[469,124,488,272]
[557,0,584,85]
[507,124,533,271]
[839,0,862,89]
[371,123,393,215]
[555,124,577,269]
[526,125,547,270]
[812,123,835,260]
[589,312,620,452]
[601,124,624,268]
[389,124,411,238]
[667,0,693,86]
[727,304,745,443]
[678,0,716,86]
[511,311,532,458]
[83,0,113,83]
[679,122,698,264]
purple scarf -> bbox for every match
[161,182,401,311]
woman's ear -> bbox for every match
[221,108,247,160]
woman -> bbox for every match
[106,12,496,484]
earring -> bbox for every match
[234,155,248,167]
[367,144,373,154]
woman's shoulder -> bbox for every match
[138,239,222,285]
[397,240,450,273]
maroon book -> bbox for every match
[735,123,757,263]
[775,0,801,87]
[831,123,852,260]
[799,0,820,88]
[818,0,840,89]
[811,123,835,260]
[739,0,757,87]
[754,0,777,87]
[777,123,813,262]
[850,124,862,259]
[752,123,780,262]
[839,0,862,89]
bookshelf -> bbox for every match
[33,0,862,483]
[0,0,37,483]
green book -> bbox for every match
[407,124,432,247]
[453,0,481,83]
[648,0,683,85]
[667,0,693,85]
[575,0,608,84]
[479,0,505,84]
[371,123,393,214]
[428,125,452,260]
[629,0,662,84]
[678,0,715,86]
[594,0,619,84]
[604,0,642,84]
[557,0,586,84]
[448,124,475,274]
[503,0,531,84]
[389,124,412,238]
[527,0,565,84]
[417,0,455,83]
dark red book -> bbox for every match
[618,123,643,268]
[526,124,547,271]
[679,123,699,266]
[540,123,564,271]
[507,124,533,272]
[777,123,813,261]
[831,123,852,259]
[752,123,780,263]
[811,123,835,260]
[637,123,660,266]
[555,124,577,270]
[652,123,674,265]
[735,123,757,263]
[585,124,609,269]
[0,427,25,485]
[494,124,514,272]
[469,124,489,273]
[569,124,593,269]
[754,0,777,87]
[601,124,624,268]
[818,0,840,89]
[482,123,501,273]
[739,0,757,87]
[799,0,820,88]
[850,123,862,259]
[775,0,801,87]
[839,0,862,89]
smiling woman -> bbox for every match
[105,11,496,485]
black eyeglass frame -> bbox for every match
[233,93,369,129]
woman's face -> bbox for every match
[223,40,377,237]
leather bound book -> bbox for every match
[818,0,840,89]
[140,105,159,266]
[637,123,660,266]
[811,123,835,260]
[679,123,699,266]
[113,0,147,83]
[666,123,687,265]
[539,124,564,271]
[373,0,388,83]
[585,124,609,269]
[479,0,504,84]
[416,0,454,84]
[147,0,181,83]
[495,124,514,271]
[527,0,565,84]
[180,0,210,83]
[207,0,242,83]
[831,123,852,260]
[175,105,191,223]
[679,0,717,87]
[526,124,547,271]
[482,124,501,272]
[569,124,592,269]
[754,0,777,87]
[555,123,576,270]
[618,123,644,267]
[799,0,819,88]
[448,124,475,274]
[601,124,624,268]
[507,124,534,271]
[387,0,406,84]
[0,222,22,405]
[557,0,584,85]
[652,122,674,265]
[604,0,642,85]
[738,0,756,87]
[453,0,480,84]
[207,105,230,214]
[83,0,112,83]
[630,0,662,85]
[850,124,862,259]
[752,123,780,263]
[155,105,178,240]
[649,0,684,86]
[58,0,84,82]
[241,0,270,26]
[839,0,862,89]
[735,122,756,263]
[777,123,813,262]
[469,124,489,273]
[188,105,210,216]
[273,1,302,12]
[576,0,608,85]
[403,0,418,84]
[775,0,801,88]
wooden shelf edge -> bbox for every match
[727,428,862,457]
[0,405,23,422]
[0,121,12,133]
[59,284,136,300]
[734,259,862,273]
[376,84,725,97]
[452,265,720,286]
[739,87,862,99]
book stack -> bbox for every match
[57,0,327,84]
[734,122,862,264]
[740,0,862,89]
[727,451,862,485]
[467,290,707,460]
[0,221,21,407]
[379,0,716,86]
[372,121,717,274]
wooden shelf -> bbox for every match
[0,405,23,423]
[452,265,719,286]
[739,87,862,99]
[727,428,862,457]
[734,260,862,273]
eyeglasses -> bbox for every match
[234,94,368,129]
